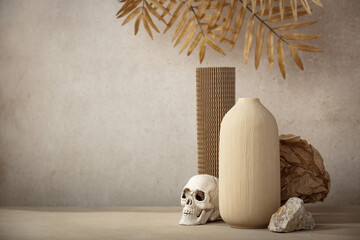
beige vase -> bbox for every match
[219,98,280,228]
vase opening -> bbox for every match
[236,98,260,104]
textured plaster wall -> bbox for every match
[0,0,359,206]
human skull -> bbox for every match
[179,174,220,225]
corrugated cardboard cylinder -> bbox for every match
[196,67,235,178]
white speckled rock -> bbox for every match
[268,197,315,233]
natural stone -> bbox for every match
[268,197,315,233]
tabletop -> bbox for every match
[0,206,359,240]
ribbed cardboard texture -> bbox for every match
[196,67,235,178]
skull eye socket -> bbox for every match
[195,191,205,201]
[182,188,190,199]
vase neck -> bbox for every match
[236,98,261,105]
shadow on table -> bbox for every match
[0,206,182,213]
[312,212,360,224]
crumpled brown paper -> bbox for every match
[280,134,331,204]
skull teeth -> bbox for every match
[182,210,194,215]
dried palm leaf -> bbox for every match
[281,33,322,40]
[187,32,202,56]
[148,0,170,15]
[251,0,257,14]
[267,10,308,22]
[277,39,285,79]
[312,0,324,8]
[187,0,196,8]
[118,0,141,18]
[274,21,317,30]
[255,23,264,69]
[134,13,142,35]
[199,37,206,63]
[268,0,273,17]
[197,0,211,18]
[208,0,226,30]
[244,16,255,64]
[229,7,246,51]
[257,5,302,16]
[200,22,210,29]
[300,0,311,15]
[204,37,226,55]
[117,0,324,78]
[172,7,190,42]
[161,0,176,18]
[260,0,265,16]
[290,0,297,21]
[290,43,323,52]
[267,30,274,70]
[144,1,167,24]
[219,0,238,41]
[243,0,248,9]
[142,15,153,39]
[116,0,135,17]
[174,16,195,47]
[164,1,185,33]
[143,7,160,33]
[122,7,142,25]
[201,14,226,22]
[289,44,304,70]
[195,2,220,10]
[179,24,198,54]
[207,31,233,44]
[279,0,284,21]
[209,24,225,32]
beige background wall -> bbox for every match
[0,0,359,206]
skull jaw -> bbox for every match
[179,209,214,226]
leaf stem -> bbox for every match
[190,6,205,37]
[239,0,289,45]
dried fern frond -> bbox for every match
[290,0,297,21]
[199,37,206,62]
[164,1,185,33]
[312,0,324,8]
[300,0,312,15]
[255,23,264,69]
[187,32,202,56]
[117,0,325,79]
[244,16,255,64]
[274,20,317,30]
[277,39,285,78]
[280,33,322,40]
[268,0,274,17]
[257,5,302,16]
[290,43,323,52]
[289,44,304,70]
[174,15,195,47]
[179,24,198,54]
[172,7,190,41]
[267,30,274,70]
[229,6,246,51]
[220,0,238,41]
[267,10,308,22]
[279,0,284,21]
[205,36,226,55]
[144,1,167,24]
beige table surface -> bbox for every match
[0,206,359,240]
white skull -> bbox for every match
[179,174,220,225]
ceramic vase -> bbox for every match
[196,67,235,178]
[219,98,280,228]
